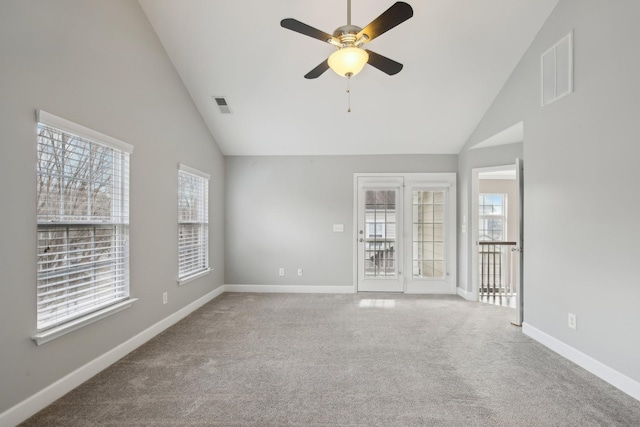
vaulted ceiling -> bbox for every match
[139,0,559,156]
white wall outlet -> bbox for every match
[297,268,303,276]
[568,313,577,329]
[163,292,168,305]
[279,268,285,276]
[333,224,344,233]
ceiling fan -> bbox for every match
[281,1,414,79]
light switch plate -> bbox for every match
[333,224,344,232]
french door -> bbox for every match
[357,177,404,292]
[356,174,457,294]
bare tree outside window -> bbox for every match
[36,124,129,330]
[178,168,209,280]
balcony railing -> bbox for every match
[478,241,517,306]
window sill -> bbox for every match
[31,298,138,346]
[178,268,212,286]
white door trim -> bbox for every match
[471,164,517,301]
[353,173,457,294]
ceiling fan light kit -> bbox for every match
[328,47,369,78]
[281,1,413,79]
[281,0,413,110]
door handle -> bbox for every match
[359,238,364,242]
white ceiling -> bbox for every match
[139,0,558,156]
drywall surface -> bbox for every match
[0,0,224,415]
[225,155,457,286]
[460,0,640,383]
[457,143,523,293]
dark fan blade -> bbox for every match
[357,2,413,43]
[366,50,403,75]
[281,18,338,44]
[304,60,330,79]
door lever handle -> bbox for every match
[359,238,364,242]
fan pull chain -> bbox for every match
[346,75,351,113]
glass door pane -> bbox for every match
[364,190,397,278]
[412,190,445,279]
[357,176,403,293]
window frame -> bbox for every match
[177,164,211,285]
[478,193,507,242]
[32,110,135,345]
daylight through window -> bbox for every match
[36,114,131,331]
[178,165,210,281]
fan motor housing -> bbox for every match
[333,25,362,45]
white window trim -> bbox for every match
[177,163,210,283]
[178,163,210,180]
[177,268,212,286]
[31,298,138,346]
[36,110,133,154]
[35,110,133,340]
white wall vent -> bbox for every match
[213,96,232,114]
[541,31,573,106]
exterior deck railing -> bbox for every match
[478,241,517,302]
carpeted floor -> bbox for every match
[22,293,640,426]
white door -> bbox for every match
[513,158,524,326]
[357,177,404,292]
[404,183,456,294]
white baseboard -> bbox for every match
[0,286,226,427]
[457,287,475,301]
[522,322,640,402]
[224,284,355,294]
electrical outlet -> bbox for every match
[279,268,285,276]
[163,292,168,305]
[297,268,303,276]
[568,313,576,329]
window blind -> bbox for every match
[178,165,209,280]
[36,112,131,331]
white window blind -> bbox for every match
[36,111,131,331]
[178,165,209,281]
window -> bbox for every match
[36,111,132,332]
[479,194,506,241]
[178,165,210,283]
[412,190,445,278]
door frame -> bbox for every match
[471,161,523,323]
[353,173,457,294]
[356,176,405,293]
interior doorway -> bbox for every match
[471,160,523,325]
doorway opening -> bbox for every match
[471,161,523,325]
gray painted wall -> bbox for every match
[459,0,640,382]
[225,155,457,286]
[0,0,224,414]
[457,143,523,293]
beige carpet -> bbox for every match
[22,293,640,426]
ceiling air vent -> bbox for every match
[213,96,232,114]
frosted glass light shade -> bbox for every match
[328,47,369,78]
